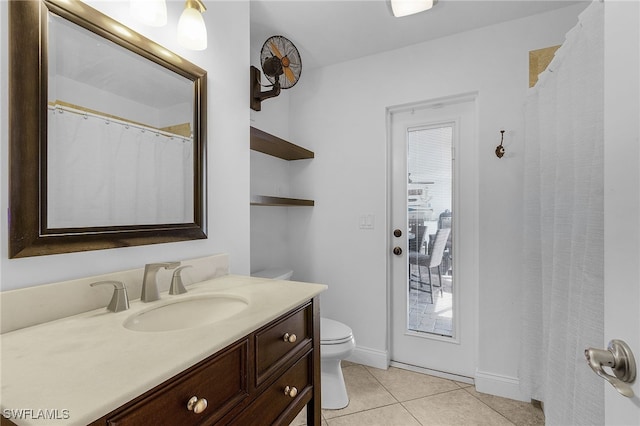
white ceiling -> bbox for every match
[250,0,585,71]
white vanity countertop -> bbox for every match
[0,275,327,425]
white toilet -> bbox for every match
[320,317,355,409]
[251,268,355,409]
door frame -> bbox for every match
[385,92,479,379]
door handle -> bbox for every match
[585,339,636,397]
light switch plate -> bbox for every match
[359,214,375,229]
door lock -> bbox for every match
[393,247,402,256]
[393,229,402,237]
[585,339,637,397]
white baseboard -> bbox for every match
[345,350,530,403]
[346,345,389,370]
[390,361,474,385]
[474,369,529,402]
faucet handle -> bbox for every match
[90,281,130,312]
[169,265,193,295]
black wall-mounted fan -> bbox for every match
[251,35,302,111]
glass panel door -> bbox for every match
[407,124,453,337]
[389,94,477,378]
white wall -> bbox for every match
[281,4,587,397]
[0,0,251,291]
[249,151,293,274]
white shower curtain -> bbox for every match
[47,106,194,228]
[520,2,604,425]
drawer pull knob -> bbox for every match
[283,333,297,343]
[284,386,298,398]
[187,396,208,414]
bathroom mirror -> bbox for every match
[9,0,207,258]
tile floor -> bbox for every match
[290,362,544,426]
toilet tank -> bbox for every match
[251,268,293,280]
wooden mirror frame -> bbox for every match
[8,0,207,258]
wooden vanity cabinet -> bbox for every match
[104,340,250,426]
[90,297,321,426]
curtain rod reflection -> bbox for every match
[48,101,192,141]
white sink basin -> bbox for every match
[123,295,249,332]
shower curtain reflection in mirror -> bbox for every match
[47,105,194,228]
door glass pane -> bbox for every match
[407,124,453,337]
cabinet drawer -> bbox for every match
[107,340,248,426]
[254,303,312,386]
[231,352,312,426]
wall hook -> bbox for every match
[495,130,506,158]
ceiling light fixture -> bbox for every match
[178,0,208,51]
[130,0,167,27]
[389,0,438,18]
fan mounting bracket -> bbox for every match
[250,66,280,111]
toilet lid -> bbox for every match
[321,318,353,344]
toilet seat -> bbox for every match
[321,318,353,345]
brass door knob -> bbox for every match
[284,385,298,398]
[283,333,297,343]
[393,246,402,256]
[187,396,208,414]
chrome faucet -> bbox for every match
[90,281,130,312]
[141,262,180,302]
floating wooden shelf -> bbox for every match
[250,127,314,160]
[250,195,314,207]
[250,127,315,207]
